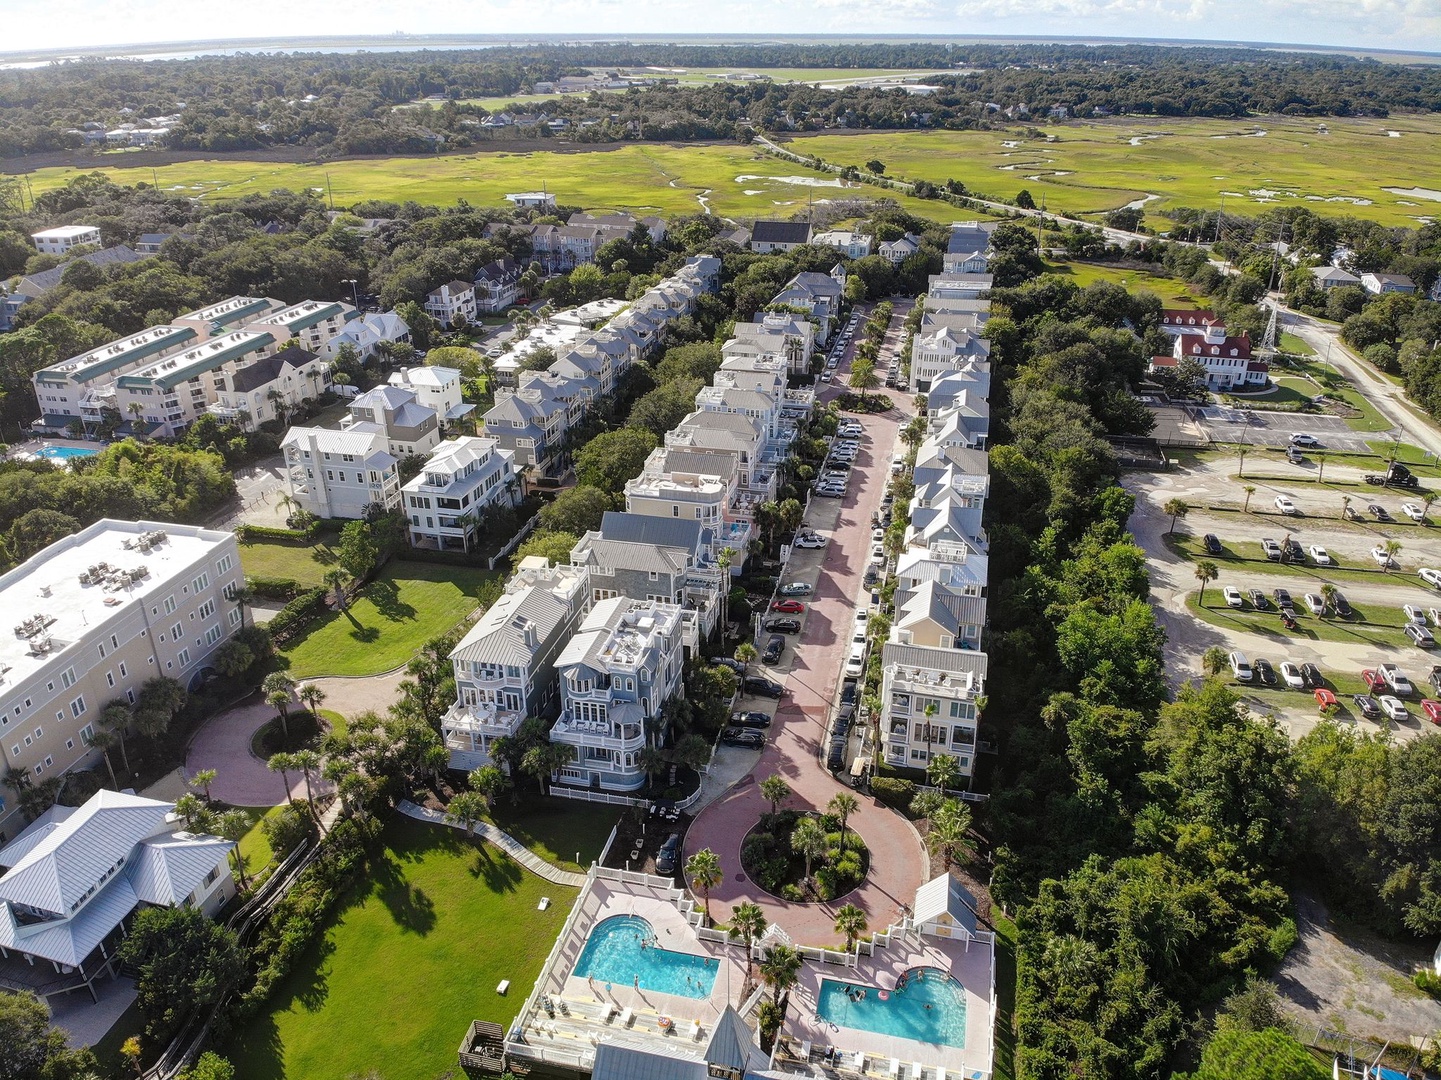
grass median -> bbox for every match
[1169,532,1435,589]
[1187,592,1415,651]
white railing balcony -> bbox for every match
[549,719,645,752]
[442,700,523,738]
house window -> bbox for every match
[164,595,177,614]
[118,662,127,678]
[69,696,85,719]
[79,724,93,744]
[205,625,222,646]
[171,622,183,641]
[106,671,115,687]
[60,667,76,689]
[178,648,190,665]
[198,599,216,619]
[217,554,233,574]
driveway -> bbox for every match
[687,305,928,948]
[184,696,318,806]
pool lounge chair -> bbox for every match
[620,1007,634,1028]
[689,1020,702,1040]
[853,1051,867,1073]
[800,1041,812,1062]
[888,1058,901,1079]
[601,1002,616,1023]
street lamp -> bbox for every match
[340,278,360,308]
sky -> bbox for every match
[3,0,1439,57]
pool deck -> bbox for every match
[504,869,994,1080]
[779,934,994,1080]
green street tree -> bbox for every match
[686,848,723,926]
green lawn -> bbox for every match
[1042,260,1204,307]
[239,539,341,587]
[1187,593,1415,650]
[992,914,1018,1080]
[236,804,289,876]
[1170,531,1433,588]
[486,793,618,873]
[279,563,493,677]
[229,816,573,1080]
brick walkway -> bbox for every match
[185,695,333,807]
[688,312,926,949]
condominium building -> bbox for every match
[114,330,278,438]
[550,597,685,791]
[0,521,243,840]
[280,427,401,520]
[441,559,591,772]
[31,225,101,255]
[401,436,519,552]
[879,644,987,776]
[31,325,200,434]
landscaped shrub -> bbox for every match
[266,588,329,644]
[870,776,915,811]
[235,523,319,543]
[245,576,304,601]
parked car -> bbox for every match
[1333,590,1354,618]
[1289,433,1321,447]
[1249,589,1270,610]
[1203,533,1223,555]
[844,641,866,678]
[1404,603,1428,624]
[1304,593,1326,615]
[814,486,845,498]
[762,635,785,664]
[1254,658,1277,686]
[1301,662,1323,688]
[863,567,880,587]
[869,543,886,564]
[1223,586,1244,608]
[1379,695,1409,721]
[1261,538,1282,560]
[1429,608,1441,628]
[1280,662,1305,689]
[1407,622,1436,648]
[1362,668,1386,693]
[1274,495,1299,515]
[1372,545,1398,568]
[1422,700,1441,726]
[1315,688,1337,712]
[710,657,745,674]
[764,617,801,634]
[771,599,805,614]
[1273,587,1293,606]
[1286,538,1304,561]
[743,676,783,699]
[794,533,827,549]
[1229,651,1252,682]
[1380,663,1414,695]
[1369,505,1393,522]
[1308,545,1332,565]
[1430,665,1441,696]
[779,582,812,597]
[655,833,682,875]
[1353,694,1383,720]
[1404,502,1426,522]
[720,728,765,749]
[1422,567,1441,589]
[731,710,773,728]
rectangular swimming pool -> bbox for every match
[572,914,718,999]
[817,968,967,1048]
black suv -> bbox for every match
[655,833,681,875]
[762,634,785,665]
[1203,533,1222,555]
[1332,590,1354,618]
[744,675,783,698]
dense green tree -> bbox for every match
[574,427,658,493]
[119,905,245,1041]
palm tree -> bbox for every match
[266,388,289,427]
[926,801,974,867]
[262,672,296,742]
[1236,445,1246,478]
[1242,485,1256,513]
[446,791,488,838]
[216,808,253,887]
[190,768,217,803]
[1194,560,1219,605]
[717,546,736,625]
[638,745,666,783]
[926,753,960,794]
[1163,497,1188,535]
[291,750,321,807]
[760,774,791,817]
[1316,453,1327,484]
[834,904,868,953]
[791,816,827,883]
[126,401,146,439]
[101,700,134,776]
[686,848,723,926]
[759,944,802,1006]
[1425,494,1437,524]
[235,409,252,433]
[728,901,767,988]
[1341,494,1352,521]
[268,752,296,804]
[828,792,859,849]
[298,683,327,719]
[174,792,209,831]
[324,568,348,609]
[734,642,758,679]
[469,764,509,808]
[86,729,119,788]
[1383,538,1402,572]
[226,583,254,629]
[1320,583,1339,618]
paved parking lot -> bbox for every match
[1195,406,1377,453]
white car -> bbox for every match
[1289,433,1320,447]
[1428,607,1441,627]
[872,527,886,542]
[1405,604,1428,624]
[869,542,886,564]
[1372,545,1398,568]
[1280,662,1305,689]
[852,623,867,645]
[1308,545,1332,565]
[1274,495,1299,515]
[1421,568,1441,589]
[1379,695,1409,721]
[1222,586,1244,608]
[854,608,870,632]
[794,534,827,549]
[1304,593,1326,615]
[1404,502,1426,522]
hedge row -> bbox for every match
[870,776,915,812]
[235,523,319,543]
[266,587,329,643]
[245,576,304,601]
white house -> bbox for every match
[401,436,519,551]
[280,427,401,520]
[425,281,478,328]
[389,365,475,429]
[749,220,812,254]
[928,273,994,300]
[879,641,987,775]
[0,790,235,1000]
[475,257,524,313]
[441,559,591,771]
[812,230,873,259]
[1310,266,1360,291]
[321,310,411,361]
[210,346,329,426]
[550,597,686,791]
[1362,272,1417,296]
[505,192,557,210]
[31,225,101,255]
[1152,325,1266,390]
[879,233,922,265]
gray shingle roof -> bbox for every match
[599,512,712,555]
[751,220,812,245]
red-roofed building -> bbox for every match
[1152,324,1267,390]
[1160,310,1223,336]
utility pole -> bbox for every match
[1214,194,1225,245]
[326,172,334,211]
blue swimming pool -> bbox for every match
[573,915,717,999]
[35,444,98,461]
[817,968,967,1048]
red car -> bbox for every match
[771,599,805,614]
[1314,689,1337,713]
[1422,699,1441,725]
[1362,669,1385,693]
